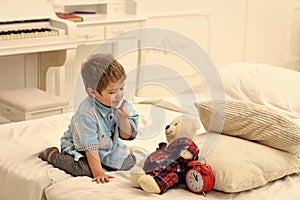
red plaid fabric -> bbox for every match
[143,137,199,194]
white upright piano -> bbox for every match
[0,0,77,123]
[0,0,145,123]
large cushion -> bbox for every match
[194,133,300,193]
[195,99,300,157]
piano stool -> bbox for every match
[0,87,70,122]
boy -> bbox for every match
[39,53,139,184]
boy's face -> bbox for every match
[95,80,125,107]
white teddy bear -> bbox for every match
[130,115,201,194]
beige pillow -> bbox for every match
[194,133,300,193]
[195,99,300,157]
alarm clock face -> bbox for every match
[186,169,204,193]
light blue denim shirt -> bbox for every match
[61,96,139,170]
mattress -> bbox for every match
[0,103,299,200]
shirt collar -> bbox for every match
[89,96,114,117]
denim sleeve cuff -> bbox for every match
[76,144,99,152]
[124,119,138,140]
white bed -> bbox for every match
[1,62,300,200]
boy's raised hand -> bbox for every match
[116,99,130,119]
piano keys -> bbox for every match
[0,0,77,56]
[0,26,59,40]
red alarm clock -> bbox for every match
[185,160,215,195]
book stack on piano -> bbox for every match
[56,12,83,22]
[71,11,102,22]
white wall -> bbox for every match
[245,0,300,70]
[138,0,300,70]
[126,0,300,97]
[1,0,299,96]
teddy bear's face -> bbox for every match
[165,117,182,143]
[165,115,201,143]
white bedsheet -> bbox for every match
[0,113,72,200]
[45,172,300,200]
[0,103,299,200]
[0,104,181,200]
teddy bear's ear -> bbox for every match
[182,115,200,129]
[172,115,182,124]
[178,115,201,138]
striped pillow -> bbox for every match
[195,99,300,157]
[194,133,300,193]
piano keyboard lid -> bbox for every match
[0,0,56,23]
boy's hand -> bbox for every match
[116,99,130,119]
[92,173,115,184]
[116,99,132,139]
